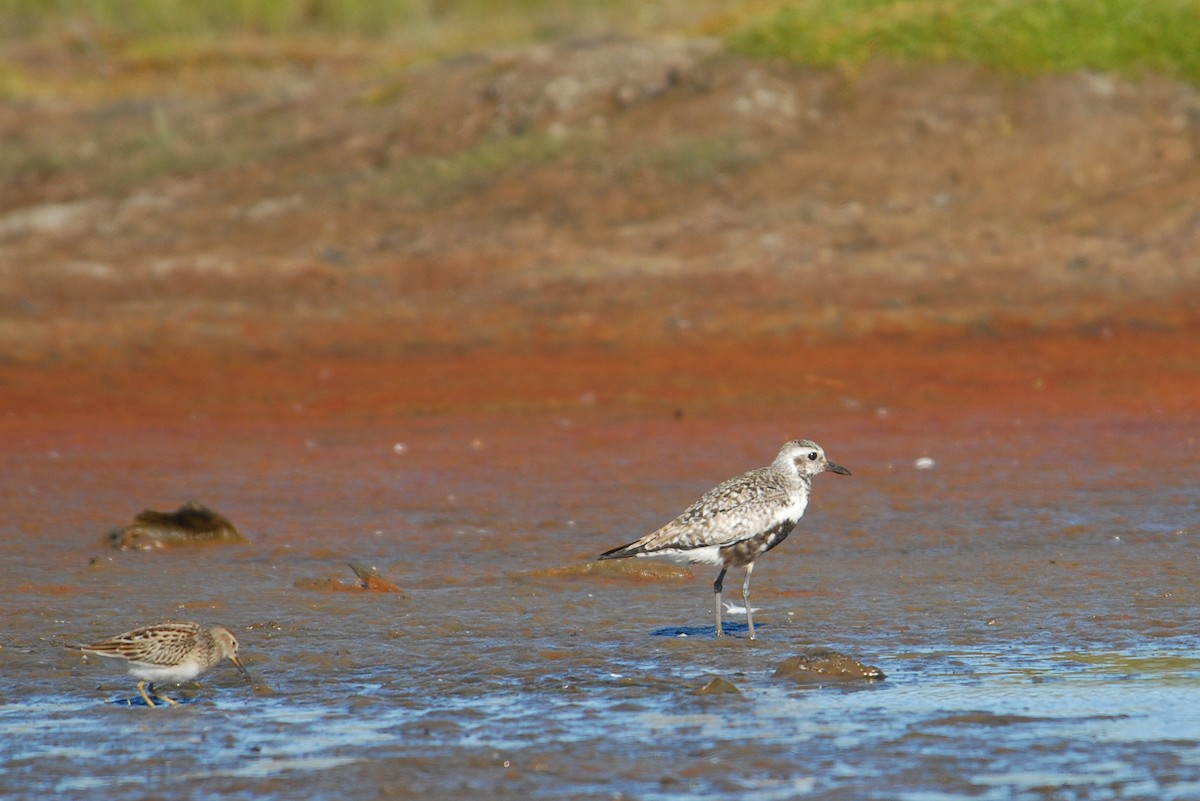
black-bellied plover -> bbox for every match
[80,622,252,707]
[599,439,851,639]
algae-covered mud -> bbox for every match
[1,411,1195,800]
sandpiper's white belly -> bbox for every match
[127,658,205,684]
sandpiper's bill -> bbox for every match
[80,621,252,707]
[599,439,850,639]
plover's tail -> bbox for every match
[597,540,643,560]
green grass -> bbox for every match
[727,0,1200,84]
[3,1,1198,85]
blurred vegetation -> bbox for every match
[2,0,406,38]
[3,1,1199,85]
[0,1,713,59]
[728,0,1200,84]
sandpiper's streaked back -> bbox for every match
[80,621,252,707]
[599,439,851,639]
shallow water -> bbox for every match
[1,409,1197,800]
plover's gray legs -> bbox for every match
[713,568,728,638]
[743,563,756,640]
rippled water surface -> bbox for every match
[1,411,1197,799]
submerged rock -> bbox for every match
[773,647,886,682]
[106,501,246,550]
[694,675,742,695]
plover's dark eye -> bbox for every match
[807,452,818,460]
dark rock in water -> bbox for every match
[106,501,246,550]
[694,675,742,695]
[773,647,885,682]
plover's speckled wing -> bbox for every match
[600,464,801,562]
[81,622,203,667]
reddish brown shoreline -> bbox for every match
[3,326,1196,431]
[3,47,1198,434]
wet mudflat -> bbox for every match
[5,27,1200,798]
[0,406,1196,800]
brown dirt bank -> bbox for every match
[1,38,1198,425]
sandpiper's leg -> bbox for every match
[137,680,157,708]
[742,563,756,640]
[145,683,179,707]
[151,681,178,705]
[713,568,727,638]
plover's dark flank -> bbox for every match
[599,440,851,639]
[80,622,252,707]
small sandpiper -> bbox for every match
[80,622,252,707]
[599,439,851,639]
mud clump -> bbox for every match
[294,563,405,594]
[773,647,886,682]
[546,559,694,581]
[348,562,405,593]
[106,501,246,550]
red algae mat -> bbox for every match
[3,326,1197,428]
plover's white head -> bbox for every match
[775,439,852,481]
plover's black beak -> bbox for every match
[827,462,851,476]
